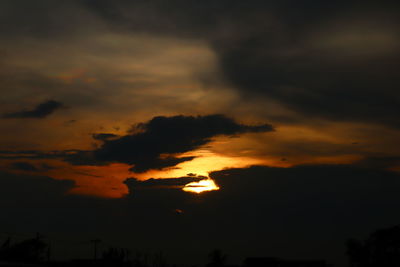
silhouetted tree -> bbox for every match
[102,247,128,266]
[132,252,147,267]
[207,249,227,267]
[0,237,48,263]
[347,225,400,267]
[1,237,11,250]
[151,251,168,267]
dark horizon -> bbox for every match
[2,224,400,267]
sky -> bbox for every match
[1,1,400,266]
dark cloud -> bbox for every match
[0,115,273,172]
[215,33,400,127]
[0,150,104,169]
[3,100,64,119]
[0,171,74,202]
[60,150,102,166]
[92,133,119,141]
[1,1,399,127]
[127,156,196,173]
[199,1,400,127]
[10,162,39,172]
[356,156,400,170]
[9,161,55,172]
[0,150,88,161]
[83,0,400,127]
[0,0,102,39]
[93,114,273,172]
[125,176,206,190]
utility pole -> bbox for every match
[90,239,102,260]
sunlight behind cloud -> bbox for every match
[134,149,269,180]
[182,178,220,194]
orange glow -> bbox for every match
[182,178,220,194]
[135,149,270,180]
[55,69,87,83]
[45,162,132,198]
[3,160,133,198]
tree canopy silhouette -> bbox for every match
[206,249,227,267]
[347,225,400,267]
[0,236,48,263]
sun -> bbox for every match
[182,178,220,194]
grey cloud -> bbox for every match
[3,100,64,119]
[84,0,400,127]
[2,1,400,127]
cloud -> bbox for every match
[10,162,39,172]
[0,115,273,172]
[125,176,206,190]
[82,1,400,128]
[3,100,64,119]
[93,114,273,172]
[9,161,55,172]
[214,30,400,127]
[356,156,400,170]
[2,1,399,128]
[92,133,119,141]
[0,171,74,201]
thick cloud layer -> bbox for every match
[0,171,74,208]
[83,1,400,127]
[125,176,206,189]
[1,1,399,128]
[93,114,273,172]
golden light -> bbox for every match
[182,178,220,194]
[135,149,270,180]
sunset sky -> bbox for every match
[1,1,400,266]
